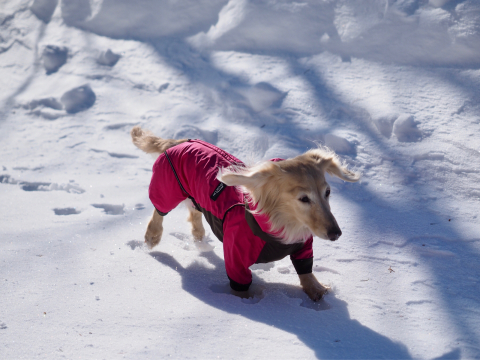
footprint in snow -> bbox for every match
[158,83,169,92]
[23,85,96,118]
[26,97,63,111]
[90,149,138,159]
[42,45,68,74]
[313,265,340,274]
[250,263,275,271]
[91,204,125,215]
[210,283,265,304]
[277,266,290,274]
[0,174,85,194]
[373,115,397,138]
[282,287,331,312]
[12,166,44,171]
[53,208,80,215]
[209,281,330,310]
[61,85,96,114]
[170,232,215,252]
[103,122,138,131]
[372,114,422,142]
[170,232,190,241]
[126,240,144,250]
[23,97,64,120]
[150,248,331,312]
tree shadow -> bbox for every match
[149,249,412,359]
[432,348,462,360]
[57,1,480,356]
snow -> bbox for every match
[1,0,480,359]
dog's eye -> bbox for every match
[299,196,311,203]
[326,189,331,197]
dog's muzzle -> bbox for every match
[327,229,342,241]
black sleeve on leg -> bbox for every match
[155,208,169,216]
[228,276,252,292]
[291,257,313,275]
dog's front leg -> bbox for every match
[145,209,164,249]
[299,273,329,301]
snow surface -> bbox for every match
[1,0,480,359]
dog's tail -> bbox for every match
[131,126,188,155]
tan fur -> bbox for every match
[187,205,206,240]
[145,209,164,249]
[131,126,188,154]
[131,127,360,302]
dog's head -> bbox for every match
[218,147,360,244]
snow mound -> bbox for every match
[72,0,226,39]
[97,49,121,67]
[393,114,422,142]
[189,0,480,67]
[324,134,356,155]
[30,0,58,23]
[188,1,336,55]
[61,0,91,26]
[239,82,285,113]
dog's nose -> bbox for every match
[327,229,342,241]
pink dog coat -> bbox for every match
[149,140,313,291]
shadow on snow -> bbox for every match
[150,249,413,359]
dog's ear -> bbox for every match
[218,162,275,189]
[324,158,360,182]
[308,149,360,182]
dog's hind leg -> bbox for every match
[145,209,164,249]
[186,205,205,241]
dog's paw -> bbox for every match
[144,229,162,249]
[304,282,329,302]
[192,227,205,241]
[299,273,329,302]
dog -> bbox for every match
[131,126,359,301]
